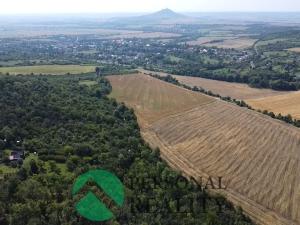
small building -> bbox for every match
[9,151,24,161]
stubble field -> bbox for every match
[173,75,287,100]
[161,72,300,119]
[108,73,300,225]
[139,69,288,100]
[139,69,300,119]
[247,91,300,119]
[108,74,214,124]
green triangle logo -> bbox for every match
[72,169,125,222]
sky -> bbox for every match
[0,0,300,14]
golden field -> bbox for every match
[139,69,300,119]
[247,91,300,119]
[108,74,214,124]
[173,75,287,100]
[139,69,288,100]
[108,73,300,225]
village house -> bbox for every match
[9,151,24,162]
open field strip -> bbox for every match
[108,73,300,225]
[173,75,288,100]
[288,48,300,53]
[0,28,142,38]
[0,27,180,39]
[107,31,180,39]
[139,68,289,100]
[0,65,95,75]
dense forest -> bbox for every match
[0,73,253,225]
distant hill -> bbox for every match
[105,8,189,26]
[138,8,186,22]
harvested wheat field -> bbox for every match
[248,91,300,119]
[108,73,300,225]
[173,75,288,100]
[108,73,214,124]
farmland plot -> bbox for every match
[139,69,288,100]
[248,91,300,119]
[108,73,300,225]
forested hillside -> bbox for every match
[0,74,253,225]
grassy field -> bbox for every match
[0,27,180,40]
[247,91,300,119]
[109,73,300,225]
[263,51,290,57]
[0,65,95,75]
[0,153,71,178]
[0,28,141,38]
[107,32,180,39]
[79,80,98,86]
[79,49,99,54]
[256,38,289,47]
[0,165,18,175]
[0,153,38,178]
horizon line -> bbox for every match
[1,10,300,16]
